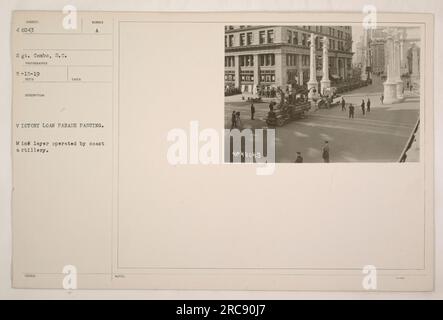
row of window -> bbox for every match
[226,25,351,32]
[286,54,310,67]
[224,54,276,67]
[226,28,350,51]
[225,71,299,83]
[225,29,275,47]
[224,71,276,83]
[301,26,351,40]
[226,54,350,68]
[328,39,347,51]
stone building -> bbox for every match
[369,27,420,78]
[224,25,354,93]
[381,27,421,104]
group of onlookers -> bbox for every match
[230,111,243,130]
[340,97,371,118]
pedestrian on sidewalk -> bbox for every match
[366,98,371,113]
[341,97,346,111]
[250,103,255,120]
[231,111,236,129]
[380,94,384,104]
[322,141,330,163]
[348,104,354,119]
[361,99,366,115]
[295,152,303,163]
[235,112,242,130]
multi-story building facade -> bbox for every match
[369,29,386,75]
[224,25,353,93]
[354,35,366,68]
[369,38,385,75]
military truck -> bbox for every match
[265,87,311,127]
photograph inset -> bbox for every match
[224,25,421,163]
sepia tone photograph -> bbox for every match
[224,25,421,163]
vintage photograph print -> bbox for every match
[224,25,421,163]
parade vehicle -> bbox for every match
[265,87,311,127]
[317,87,341,109]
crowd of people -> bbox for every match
[257,87,277,98]
[224,86,241,96]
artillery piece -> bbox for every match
[317,86,341,109]
[265,86,311,127]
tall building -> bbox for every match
[369,29,386,75]
[353,34,366,67]
[224,25,354,93]
[369,27,420,77]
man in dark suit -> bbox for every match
[251,103,255,120]
[231,111,236,129]
[295,152,303,163]
[341,97,346,111]
[322,141,330,163]
[348,104,354,119]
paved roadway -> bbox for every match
[224,78,420,162]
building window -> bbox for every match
[247,55,253,66]
[240,33,245,46]
[225,56,235,67]
[225,71,235,82]
[287,30,292,44]
[247,32,253,45]
[293,32,298,45]
[302,55,309,67]
[240,71,254,82]
[302,33,308,46]
[228,35,234,47]
[259,70,275,83]
[267,30,274,43]
[259,54,275,66]
[286,54,298,67]
[287,70,299,83]
[224,36,227,48]
[239,55,254,67]
[259,31,266,44]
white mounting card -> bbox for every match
[11,11,434,291]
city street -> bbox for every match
[225,79,420,162]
